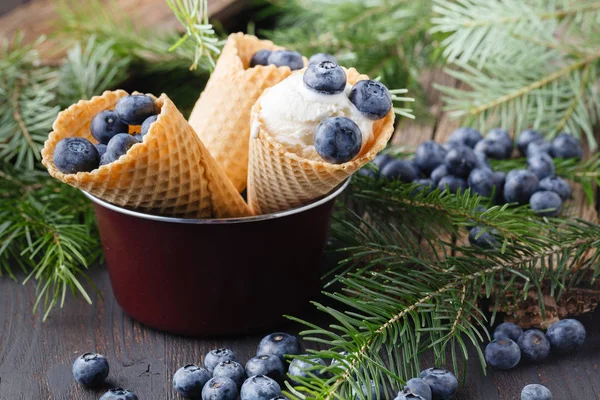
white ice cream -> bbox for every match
[255,72,374,161]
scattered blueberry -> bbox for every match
[448,127,483,148]
[545,319,586,354]
[474,150,492,170]
[419,368,458,400]
[72,352,109,387]
[415,141,447,174]
[202,377,238,400]
[140,114,158,138]
[104,133,139,163]
[381,159,419,183]
[372,154,394,170]
[526,139,551,157]
[115,94,159,125]
[518,329,550,363]
[550,133,582,159]
[493,322,523,342]
[213,360,246,388]
[430,164,449,184]
[173,364,211,398]
[486,128,513,154]
[413,179,435,195]
[269,396,289,400]
[403,377,432,400]
[90,110,129,144]
[358,166,378,178]
[503,170,540,205]
[288,357,327,385]
[314,117,362,163]
[474,139,509,160]
[308,53,337,65]
[394,393,427,400]
[250,49,272,67]
[469,226,499,249]
[54,138,100,174]
[485,338,521,370]
[349,80,392,120]
[444,145,477,178]
[240,375,282,400]
[95,143,107,158]
[468,168,495,197]
[492,171,506,202]
[205,349,237,374]
[353,380,381,400]
[99,388,138,400]
[245,355,285,382]
[517,129,543,157]
[256,332,302,362]
[303,61,346,94]
[521,384,552,400]
[267,50,304,70]
[530,191,562,217]
[539,176,571,201]
[527,153,555,180]
[437,176,467,194]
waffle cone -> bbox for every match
[41,90,251,219]
[247,68,395,215]
[188,32,306,192]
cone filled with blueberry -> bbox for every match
[41,90,251,218]
[188,32,308,192]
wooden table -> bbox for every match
[2,1,600,399]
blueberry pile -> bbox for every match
[302,61,391,164]
[394,368,458,400]
[53,94,159,174]
[249,49,337,70]
[485,319,586,371]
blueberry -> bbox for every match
[468,168,494,197]
[240,375,282,400]
[372,154,394,170]
[530,191,562,217]
[314,116,362,164]
[503,170,540,205]
[469,226,499,249]
[448,127,483,148]
[485,338,521,370]
[202,377,238,400]
[269,397,289,400]
[526,139,551,157]
[173,364,211,398]
[140,114,158,138]
[437,176,467,194]
[493,322,523,342]
[90,110,129,145]
[415,141,447,174]
[518,329,550,363]
[517,129,543,157]
[550,132,583,159]
[419,368,458,400]
[250,49,272,67]
[309,53,337,65]
[267,50,304,70]
[95,143,107,158]
[444,145,477,178]
[256,332,302,362]
[245,355,285,382]
[303,61,346,94]
[527,153,555,180]
[100,152,115,166]
[539,176,571,201]
[353,380,382,400]
[394,394,427,400]
[492,171,506,203]
[72,352,109,387]
[349,80,392,120]
[521,384,552,400]
[474,139,510,160]
[546,318,586,354]
[213,360,246,388]
[115,94,159,125]
[403,377,432,400]
[104,133,139,163]
[288,357,327,385]
[413,179,435,195]
[54,138,100,174]
[99,388,138,400]
[486,128,513,152]
[381,159,418,183]
[358,166,378,178]
[430,164,448,184]
[205,349,236,373]
[474,150,492,170]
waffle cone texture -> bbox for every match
[188,32,306,192]
[41,90,251,219]
[247,68,396,215]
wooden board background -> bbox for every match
[1,1,600,399]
